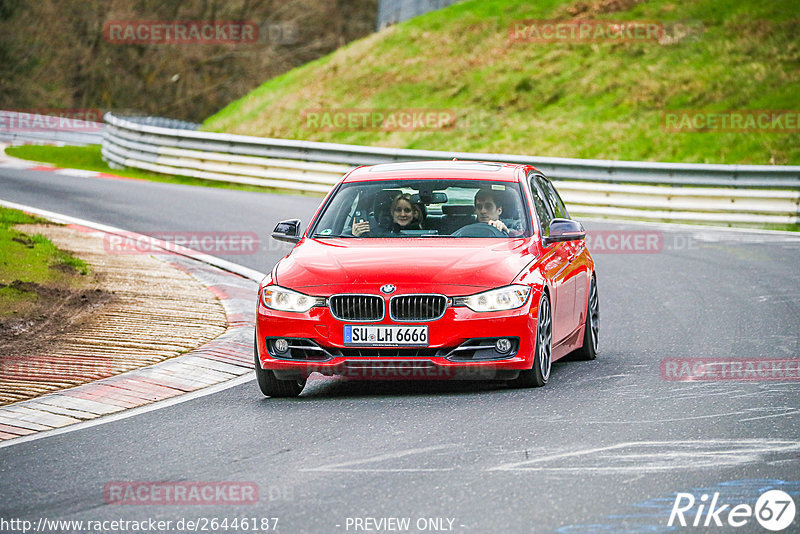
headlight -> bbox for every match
[262,286,324,313]
[453,285,530,312]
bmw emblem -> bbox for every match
[380,284,396,294]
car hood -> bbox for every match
[275,238,536,293]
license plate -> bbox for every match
[344,325,428,346]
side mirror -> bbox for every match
[544,219,585,245]
[272,219,302,243]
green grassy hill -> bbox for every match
[202,0,799,165]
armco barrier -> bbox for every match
[100,112,800,225]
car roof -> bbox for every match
[342,160,534,183]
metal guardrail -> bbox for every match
[377,0,464,30]
[0,110,103,146]
[116,115,200,131]
[102,113,799,225]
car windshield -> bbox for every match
[309,179,531,238]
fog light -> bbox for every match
[495,338,512,354]
[273,338,289,353]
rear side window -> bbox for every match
[536,175,570,220]
[528,174,552,231]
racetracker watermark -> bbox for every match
[103,21,258,45]
[0,109,102,132]
[585,230,697,254]
[302,109,458,132]
[104,482,259,505]
[103,232,259,255]
[2,517,279,533]
[258,21,299,45]
[294,362,505,381]
[661,358,800,382]
[0,355,112,382]
[509,19,664,43]
[668,489,795,530]
[662,110,800,133]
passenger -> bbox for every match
[352,193,422,237]
[473,188,522,236]
[411,202,426,229]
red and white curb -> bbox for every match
[0,144,136,181]
[0,200,265,448]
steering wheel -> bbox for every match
[450,222,507,238]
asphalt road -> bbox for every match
[1,168,799,534]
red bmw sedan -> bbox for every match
[255,161,598,397]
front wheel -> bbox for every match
[254,340,306,397]
[509,293,552,388]
[573,275,598,361]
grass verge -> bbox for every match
[203,0,800,165]
[0,207,90,319]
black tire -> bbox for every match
[573,275,599,361]
[254,338,306,397]
[509,293,552,388]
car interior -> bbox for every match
[312,181,529,238]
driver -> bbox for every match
[474,188,522,236]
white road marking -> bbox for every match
[301,445,456,472]
[54,168,100,178]
[0,373,254,449]
[739,409,800,422]
[488,439,800,473]
[575,407,797,425]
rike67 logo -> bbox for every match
[669,489,795,531]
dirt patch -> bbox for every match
[11,235,35,247]
[562,0,643,17]
[49,261,83,275]
[0,280,115,357]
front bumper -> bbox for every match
[255,299,539,381]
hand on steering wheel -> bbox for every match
[451,222,507,238]
[487,219,509,233]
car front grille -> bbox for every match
[390,294,447,321]
[267,340,440,361]
[329,294,384,321]
[335,347,441,358]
